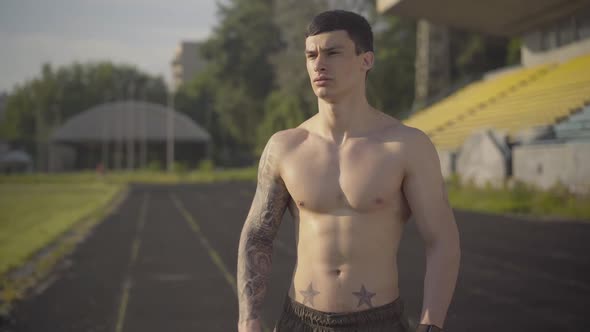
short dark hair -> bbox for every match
[306,10,373,55]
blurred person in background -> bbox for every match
[237,9,460,332]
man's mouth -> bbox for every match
[314,76,332,85]
[314,76,330,82]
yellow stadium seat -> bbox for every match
[404,53,590,150]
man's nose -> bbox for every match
[313,54,326,72]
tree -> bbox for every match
[199,0,283,152]
[450,30,511,81]
[256,90,306,154]
[0,61,167,170]
[367,16,416,118]
[252,0,328,152]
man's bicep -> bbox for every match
[244,134,291,237]
[402,130,454,246]
[245,178,290,237]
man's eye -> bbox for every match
[328,52,338,55]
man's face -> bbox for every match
[305,30,373,101]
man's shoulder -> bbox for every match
[391,124,440,173]
[395,124,433,147]
[261,128,308,180]
[376,118,438,162]
[267,127,310,152]
[377,115,432,146]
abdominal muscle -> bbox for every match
[287,210,405,313]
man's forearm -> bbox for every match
[419,240,461,329]
[237,226,274,324]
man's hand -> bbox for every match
[237,319,262,332]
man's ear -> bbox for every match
[361,51,374,71]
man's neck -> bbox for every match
[316,92,376,146]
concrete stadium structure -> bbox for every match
[378,0,590,193]
[171,41,207,91]
[50,101,211,171]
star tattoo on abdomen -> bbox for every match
[299,282,320,307]
[352,284,376,308]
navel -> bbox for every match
[375,197,384,205]
[330,269,342,277]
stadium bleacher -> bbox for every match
[404,53,590,150]
[554,104,590,141]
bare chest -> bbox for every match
[280,138,406,214]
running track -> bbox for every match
[4,183,590,331]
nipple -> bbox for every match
[297,201,305,207]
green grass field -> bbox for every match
[0,167,258,185]
[0,167,258,276]
[0,182,122,276]
[446,177,590,220]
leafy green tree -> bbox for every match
[506,37,521,66]
[250,0,328,152]
[256,90,307,154]
[450,30,512,82]
[271,0,328,108]
[199,0,283,151]
[1,62,166,140]
[0,61,167,170]
[367,16,416,118]
[175,69,219,140]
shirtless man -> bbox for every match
[237,10,460,332]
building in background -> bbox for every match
[50,101,211,171]
[378,0,590,70]
[171,41,207,90]
[413,20,450,108]
[379,0,590,107]
[377,0,590,193]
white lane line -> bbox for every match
[170,193,273,331]
[115,192,149,332]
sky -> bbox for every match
[0,0,219,93]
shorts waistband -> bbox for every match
[283,295,406,327]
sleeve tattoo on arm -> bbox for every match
[237,137,291,323]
